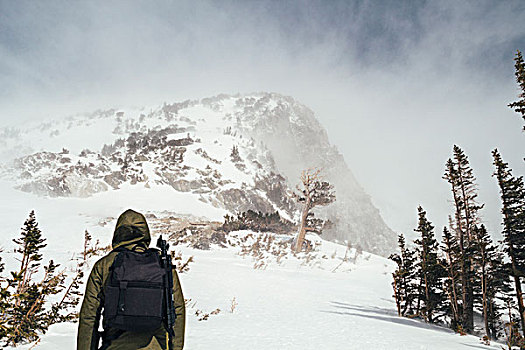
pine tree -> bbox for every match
[0,211,84,346]
[389,250,404,317]
[443,145,483,333]
[508,50,525,128]
[503,299,525,349]
[305,212,326,235]
[413,206,444,323]
[11,210,47,300]
[440,226,462,331]
[389,233,419,317]
[403,241,419,317]
[5,211,51,344]
[492,149,525,339]
[485,246,512,340]
[472,224,507,340]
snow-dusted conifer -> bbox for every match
[0,211,82,346]
[440,226,461,331]
[11,210,46,299]
[508,50,525,127]
[472,224,508,340]
[389,233,419,317]
[443,146,483,333]
[492,149,525,339]
[413,206,444,323]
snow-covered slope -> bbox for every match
[0,209,503,350]
[0,93,508,349]
[0,92,395,256]
[0,172,505,350]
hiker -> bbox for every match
[77,209,185,350]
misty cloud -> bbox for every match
[1,0,525,240]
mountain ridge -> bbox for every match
[0,92,396,256]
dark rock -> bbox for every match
[104,171,126,189]
[192,239,210,250]
[210,231,226,245]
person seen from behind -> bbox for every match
[77,209,185,350]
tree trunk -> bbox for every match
[459,238,469,331]
[450,179,467,330]
[423,272,432,322]
[420,244,432,323]
[512,264,525,339]
[458,167,475,333]
[482,265,490,340]
[443,236,460,329]
[401,269,410,316]
[464,275,474,333]
[416,277,423,317]
[393,276,401,317]
[15,249,29,308]
[502,199,525,340]
[445,284,459,330]
[294,199,310,252]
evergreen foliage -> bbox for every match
[440,226,462,331]
[508,50,525,126]
[389,250,403,317]
[292,168,335,252]
[443,145,483,333]
[492,149,525,339]
[305,212,332,235]
[389,234,419,317]
[0,211,85,346]
[222,210,294,235]
[472,224,509,340]
[413,206,444,323]
[503,299,525,349]
[388,52,525,341]
[11,210,47,292]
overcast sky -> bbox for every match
[1,0,525,242]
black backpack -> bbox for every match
[103,248,166,332]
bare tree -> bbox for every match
[292,168,335,252]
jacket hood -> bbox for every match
[112,209,151,249]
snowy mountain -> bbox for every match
[0,93,506,348]
[0,92,395,256]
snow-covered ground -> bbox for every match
[0,94,504,349]
[0,186,505,349]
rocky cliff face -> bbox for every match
[225,93,396,255]
[0,92,396,256]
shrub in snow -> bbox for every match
[221,210,294,235]
[230,297,238,313]
[0,211,87,346]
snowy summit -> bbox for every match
[0,92,395,256]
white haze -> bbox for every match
[1,0,525,243]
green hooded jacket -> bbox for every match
[77,209,185,350]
